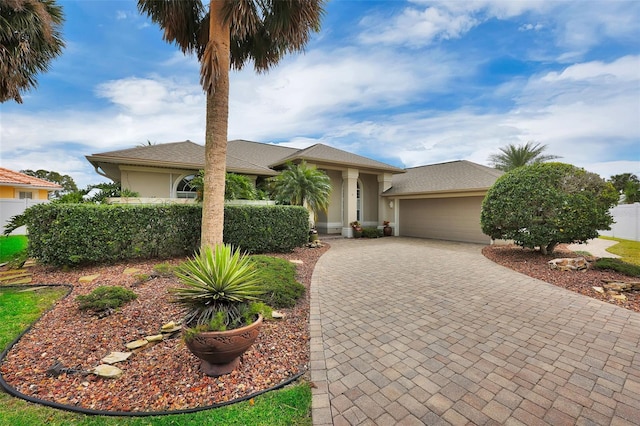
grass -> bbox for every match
[251,255,305,308]
[0,235,28,263]
[0,383,312,426]
[0,273,312,425]
[599,236,640,266]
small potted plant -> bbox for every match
[383,220,392,237]
[171,244,268,376]
[350,221,363,238]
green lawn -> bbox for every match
[0,286,312,425]
[600,236,640,266]
[0,235,28,263]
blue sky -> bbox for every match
[1,0,639,189]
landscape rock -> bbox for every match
[548,257,588,271]
[93,364,123,378]
[271,311,285,319]
[101,351,132,364]
[79,274,100,283]
[125,339,148,350]
[146,334,164,342]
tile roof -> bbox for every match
[273,143,405,173]
[383,160,503,196]
[0,167,63,189]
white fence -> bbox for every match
[600,203,640,242]
[0,198,49,235]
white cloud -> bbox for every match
[227,47,464,141]
[359,0,639,61]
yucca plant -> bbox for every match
[171,244,264,330]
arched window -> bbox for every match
[176,174,198,199]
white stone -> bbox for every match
[271,311,285,319]
[161,321,175,331]
[101,351,132,364]
[93,364,123,378]
[125,339,148,350]
[146,334,164,342]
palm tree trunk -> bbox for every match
[201,0,230,249]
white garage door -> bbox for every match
[399,196,489,244]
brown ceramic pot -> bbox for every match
[185,314,263,376]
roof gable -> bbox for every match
[0,167,63,190]
[384,160,503,196]
[272,143,405,174]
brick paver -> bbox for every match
[310,238,640,425]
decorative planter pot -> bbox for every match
[383,226,392,236]
[185,314,263,376]
[353,228,363,238]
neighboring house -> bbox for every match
[0,167,62,234]
[86,140,502,243]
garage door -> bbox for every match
[399,196,489,244]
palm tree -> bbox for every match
[138,0,325,249]
[270,161,331,225]
[488,141,560,172]
[0,0,65,103]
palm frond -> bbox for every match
[170,244,264,326]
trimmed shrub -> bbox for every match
[76,286,137,312]
[481,162,618,254]
[362,227,383,238]
[223,205,309,253]
[19,203,308,266]
[22,203,201,266]
[593,258,640,277]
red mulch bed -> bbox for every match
[0,244,328,413]
[482,244,640,313]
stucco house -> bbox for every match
[86,140,502,243]
[0,167,62,234]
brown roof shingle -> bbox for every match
[272,143,405,173]
[87,140,206,169]
[383,160,503,196]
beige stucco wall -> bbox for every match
[359,173,379,226]
[119,167,197,198]
[315,169,342,234]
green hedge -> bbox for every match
[21,203,308,266]
[223,205,309,253]
[23,204,201,266]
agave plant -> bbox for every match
[171,244,264,329]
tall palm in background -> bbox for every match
[0,0,64,103]
[271,161,331,226]
[138,0,325,249]
[488,141,560,172]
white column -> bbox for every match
[342,169,359,237]
[378,173,393,226]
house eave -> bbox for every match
[382,188,489,199]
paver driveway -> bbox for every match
[309,238,640,425]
